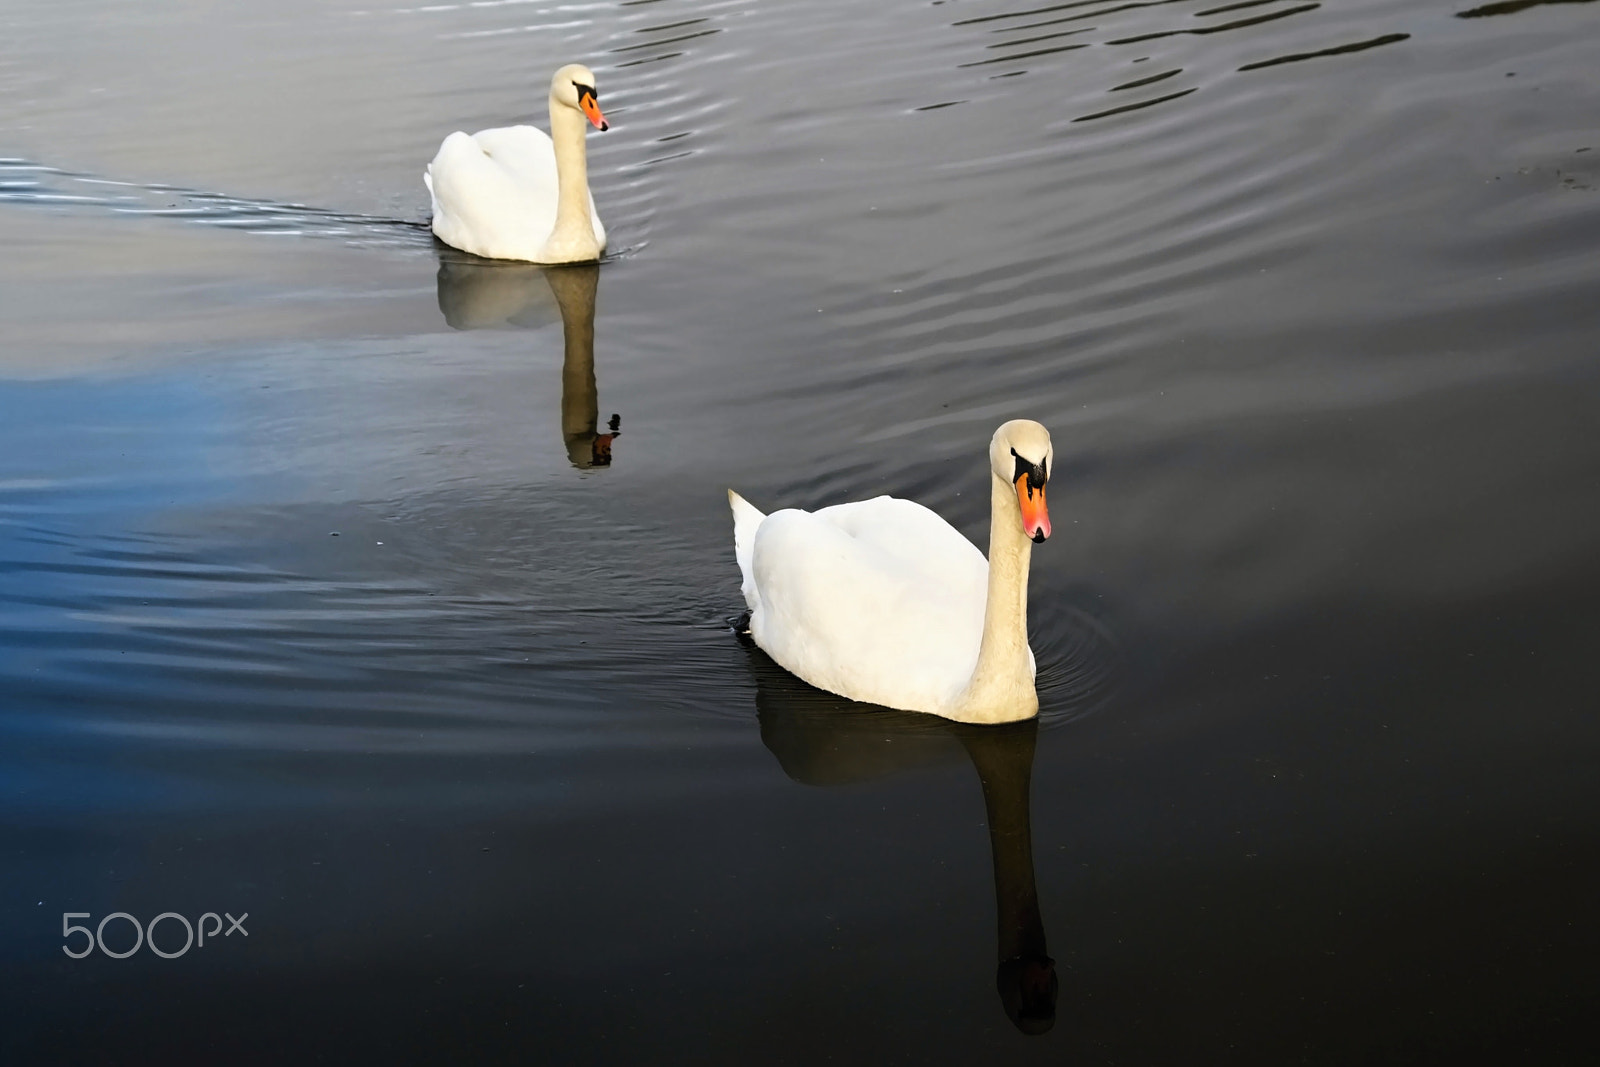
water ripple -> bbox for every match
[0,158,433,250]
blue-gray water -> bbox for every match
[2,0,1597,1062]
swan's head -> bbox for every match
[550,64,608,131]
[991,420,1053,543]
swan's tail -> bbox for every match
[422,165,438,224]
[728,490,766,611]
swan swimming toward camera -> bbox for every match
[729,420,1053,724]
[424,63,608,264]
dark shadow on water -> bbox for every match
[749,651,1058,1034]
[1457,0,1594,16]
[1237,31,1409,72]
[434,251,620,470]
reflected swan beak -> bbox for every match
[1014,475,1050,543]
[997,954,1058,1035]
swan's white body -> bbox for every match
[425,64,607,264]
[731,421,1054,724]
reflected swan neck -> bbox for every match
[962,721,1055,1034]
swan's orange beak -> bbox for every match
[1015,473,1050,543]
[580,93,608,132]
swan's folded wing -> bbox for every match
[749,505,986,712]
[822,496,1039,682]
[427,126,560,261]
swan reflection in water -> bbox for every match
[752,659,1058,1034]
[434,251,619,469]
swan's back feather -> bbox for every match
[811,496,985,589]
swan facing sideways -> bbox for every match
[729,420,1053,724]
[425,64,608,264]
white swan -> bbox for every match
[730,420,1054,724]
[424,64,608,264]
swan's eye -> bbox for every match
[574,83,597,102]
[1010,448,1047,495]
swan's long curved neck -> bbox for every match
[541,100,599,263]
[950,472,1038,723]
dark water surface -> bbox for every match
[2,0,1598,1061]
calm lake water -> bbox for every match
[2,0,1597,1061]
